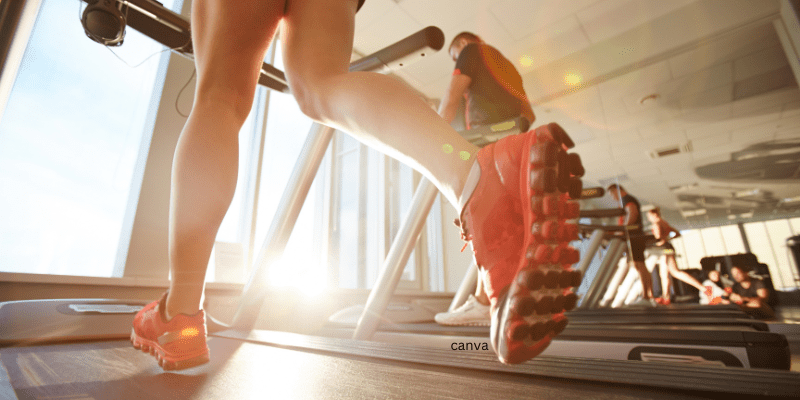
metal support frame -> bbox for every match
[351,117,529,340]
[600,250,633,307]
[581,238,624,308]
[352,178,439,340]
[231,124,336,330]
[576,229,605,276]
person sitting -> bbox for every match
[700,269,729,305]
[729,265,775,319]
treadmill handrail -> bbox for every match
[85,0,445,94]
[578,208,625,219]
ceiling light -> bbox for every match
[680,209,707,218]
[734,189,760,198]
[783,196,800,203]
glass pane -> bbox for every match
[764,219,795,289]
[336,149,359,288]
[399,163,416,281]
[252,41,322,293]
[700,228,726,257]
[743,222,782,288]
[719,225,745,255]
[206,88,264,283]
[680,230,705,269]
[790,217,800,236]
[365,147,381,288]
[0,0,177,277]
[671,237,689,270]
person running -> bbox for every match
[646,207,706,305]
[131,0,582,369]
[607,184,653,303]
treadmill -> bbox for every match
[320,172,790,369]
[2,1,799,397]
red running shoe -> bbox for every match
[457,123,583,364]
[131,292,210,370]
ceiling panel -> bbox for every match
[353,0,396,29]
[667,22,779,78]
[345,0,796,227]
[541,86,606,124]
[731,87,800,115]
[691,132,732,154]
[577,0,696,44]
[511,17,591,71]
[622,63,733,111]
[781,100,800,117]
[597,61,673,103]
[488,0,599,40]
[353,6,422,55]
[397,0,492,34]
[623,162,661,178]
[733,44,789,82]
[679,84,733,113]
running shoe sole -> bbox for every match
[131,328,210,371]
[492,123,583,364]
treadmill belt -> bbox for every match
[0,336,734,400]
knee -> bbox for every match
[289,74,341,123]
[194,82,255,124]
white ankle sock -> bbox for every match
[457,161,481,212]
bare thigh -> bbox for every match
[191,0,285,116]
[280,0,359,119]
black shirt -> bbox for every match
[733,279,766,299]
[619,194,643,234]
[454,43,532,128]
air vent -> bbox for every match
[649,141,692,159]
[669,183,698,192]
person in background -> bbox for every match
[607,184,654,304]
[729,265,774,319]
[434,31,535,327]
[646,208,706,305]
[700,269,729,305]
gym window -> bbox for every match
[669,218,800,291]
[0,0,181,277]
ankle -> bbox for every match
[165,292,202,321]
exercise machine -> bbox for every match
[1,1,799,398]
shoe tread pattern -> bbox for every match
[495,123,583,364]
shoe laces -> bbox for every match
[454,199,522,254]
[453,218,472,252]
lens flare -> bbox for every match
[564,72,582,86]
[442,143,454,154]
[180,327,199,337]
[519,55,533,68]
[459,151,471,161]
